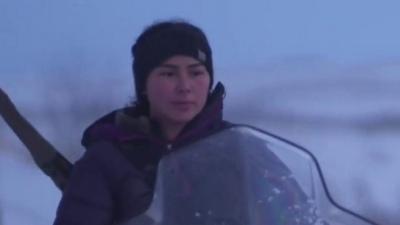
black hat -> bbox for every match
[131,20,213,108]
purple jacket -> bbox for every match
[53,83,231,225]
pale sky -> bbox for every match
[1,0,400,78]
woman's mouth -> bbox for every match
[172,101,195,111]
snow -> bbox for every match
[0,152,60,225]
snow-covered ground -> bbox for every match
[1,60,399,224]
[0,152,60,225]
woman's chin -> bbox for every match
[168,111,198,125]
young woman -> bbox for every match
[0,20,228,224]
[51,20,232,224]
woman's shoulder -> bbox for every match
[81,107,151,147]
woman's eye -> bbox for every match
[191,71,205,76]
[160,71,175,77]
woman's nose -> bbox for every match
[176,73,192,93]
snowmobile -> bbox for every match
[119,125,378,225]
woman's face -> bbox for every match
[145,55,211,127]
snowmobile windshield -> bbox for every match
[121,126,376,225]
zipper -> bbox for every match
[166,143,173,151]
